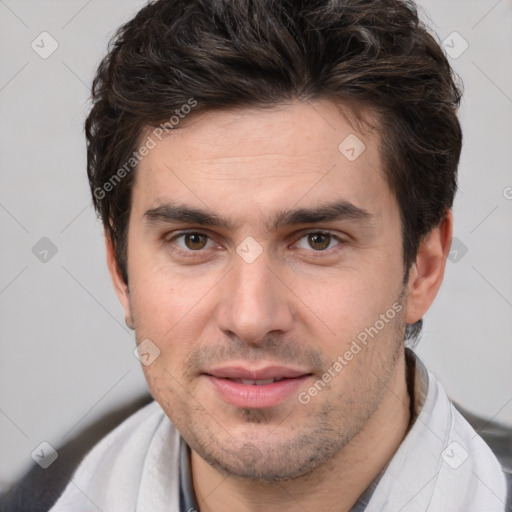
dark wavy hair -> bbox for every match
[85,0,463,342]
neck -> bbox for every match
[191,352,411,512]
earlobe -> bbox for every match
[105,235,134,329]
[405,210,453,324]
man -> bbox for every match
[48,0,509,510]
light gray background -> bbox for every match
[0,0,511,493]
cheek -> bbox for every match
[285,261,403,354]
[127,240,219,331]
[131,277,214,344]
[131,273,212,406]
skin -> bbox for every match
[106,100,452,511]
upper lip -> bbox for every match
[205,365,310,380]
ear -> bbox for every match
[105,234,134,329]
[405,210,453,324]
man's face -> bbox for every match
[120,100,409,481]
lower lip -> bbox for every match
[205,375,311,409]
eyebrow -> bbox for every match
[143,200,373,231]
[274,201,372,228]
[143,204,237,230]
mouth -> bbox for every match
[203,365,312,409]
[228,377,287,385]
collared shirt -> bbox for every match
[50,350,509,512]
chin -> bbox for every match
[190,432,348,484]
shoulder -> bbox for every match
[48,400,181,511]
[72,400,167,464]
[422,367,508,510]
[0,396,174,512]
[370,356,509,511]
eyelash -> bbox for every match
[164,230,346,258]
[293,231,343,252]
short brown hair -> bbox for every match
[86,0,463,340]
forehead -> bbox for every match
[132,100,392,224]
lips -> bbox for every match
[204,365,312,408]
[206,365,308,381]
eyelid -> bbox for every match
[165,230,218,251]
[165,228,213,240]
[293,229,345,241]
[289,228,348,258]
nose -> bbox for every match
[215,251,294,346]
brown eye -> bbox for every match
[184,233,208,250]
[307,233,331,250]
